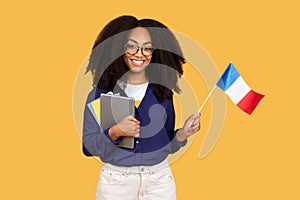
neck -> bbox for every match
[126,72,148,85]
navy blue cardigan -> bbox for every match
[82,84,187,166]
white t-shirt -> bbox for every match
[124,82,149,107]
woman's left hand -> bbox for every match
[176,113,201,143]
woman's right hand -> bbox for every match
[108,115,140,141]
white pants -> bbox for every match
[96,159,176,200]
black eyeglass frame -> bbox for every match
[124,40,156,57]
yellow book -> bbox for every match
[87,98,101,125]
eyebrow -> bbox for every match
[127,39,152,45]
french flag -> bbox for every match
[217,62,265,115]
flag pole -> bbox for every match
[189,61,232,127]
[197,61,232,113]
[197,60,231,113]
[197,85,217,113]
[189,85,217,127]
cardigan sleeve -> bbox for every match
[82,89,120,157]
[165,97,187,153]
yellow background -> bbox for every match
[1,0,299,199]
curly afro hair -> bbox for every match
[86,15,185,102]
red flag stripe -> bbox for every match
[237,90,265,115]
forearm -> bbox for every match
[167,129,188,154]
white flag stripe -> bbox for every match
[225,76,251,104]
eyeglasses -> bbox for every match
[124,43,155,57]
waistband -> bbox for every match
[104,159,169,175]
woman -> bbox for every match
[83,15,200,200]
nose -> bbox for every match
[134,47,143,57]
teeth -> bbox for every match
[132,60,143,65]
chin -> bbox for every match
[129,65,148,73]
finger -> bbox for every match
[130,129,140,137]
[131,125,140,132]
[130,115,139,122]
[193,112,200,118]
[129,116,140,125]
[127,130,136,136]
[128,115,136,121]
[188,123,196,130]
[133,132,140,138]
[191,124,200,132]
[132,120,140,125]
[188,118,198,128]
[189,112,200,122]
[188,117,196,127]
[189,122,199,131]
[192,118,200,125]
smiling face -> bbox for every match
[123,27,153,75]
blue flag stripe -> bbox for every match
[217,63,240,91]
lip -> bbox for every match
[130,59,145,66]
